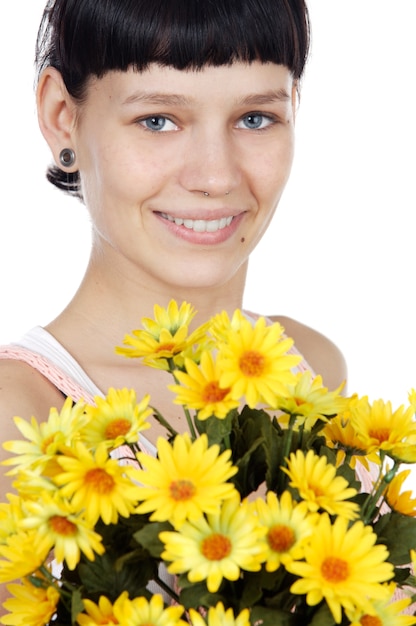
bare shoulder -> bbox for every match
[0,359,65,493]
[269,315,347,392]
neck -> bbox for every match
[47,253,249,353]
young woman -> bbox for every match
[0,0,346,527]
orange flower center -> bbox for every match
[41,434,56,454]
[169,480,196,501]
[49,515,77,536]
[85,468,115,494]
[155,342,176,353]
[294,397,307,407]
[360,616,382,626]
[201,533,232,561]
[105,418,131,439]
[368,428,391,443]
[321,556,349,583]
[267,524,296,552]
[202,381,230,403]
[311,484,324,497]
[239,350,265,377]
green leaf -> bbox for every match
[393,566,412,585]
[71,588,85,625]
[230,406,283,496]
[78,552,155,602]
[133,521,173,558]
[308,602,338,626]
[373,511,416,565]
[179,582,224,611]
[250,605,299,626]
[239,568,288,607]
[194,410,235,447]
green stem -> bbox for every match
[282,414,297,462]
[184,406,197,440]
[223,433,231,450]
[30,566,73,600]
[361,454,400,524]
[152,406,179,438]
[277,413,297,493]
[343,451,352,467]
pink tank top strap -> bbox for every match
[0,345,96,404]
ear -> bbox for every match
[36,67,78,171]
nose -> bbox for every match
[179,127,241,198]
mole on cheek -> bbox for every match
[241,237,245,243]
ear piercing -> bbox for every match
[59,148,76,168]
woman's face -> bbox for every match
[71,62,296,291]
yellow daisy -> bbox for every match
[0,494,25,542]
[19,491,105,570]
[283,449,359,520]
[209,309,247,342]
[384,469,416,516]
[133,433,238,527]
[216,314,300,408]
[388,435,416,463]
[2,397,88,476]
[189,602,251,626]
[8,467,58,500]
[0,531,50,583]
[168,352,240,420]
[82,388,151,449]
[1,578,60,626]
[408,388,416,412]
[77,592,129,626]
[276,372,347,430]
[411,549,416,572]
[288,514,394,624]
[116,301,208,371]
[349,396,416,456]
[254,490,317,571]
[345,583,416,626]
[160,494,267,593]
[140,300,197,337]
[322,410,378,470]
[113,592,187,626]
[54,442,140,525]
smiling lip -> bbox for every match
[159,212,234,233]
[155,210,244,244]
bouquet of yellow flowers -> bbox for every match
[1,301,416,626]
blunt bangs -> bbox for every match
[37,0,310,99]
[36,0,309,197]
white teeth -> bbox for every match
[161,213,233,233]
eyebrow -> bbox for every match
[122,93,191,106]
[237,89,291,106]
[122,88,290,107]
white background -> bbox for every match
[1,2,415,488]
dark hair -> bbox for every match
[36,0,310,198]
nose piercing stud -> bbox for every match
[202,191,230,196]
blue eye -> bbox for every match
[139,116,178,132]
[239,113,274,130]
